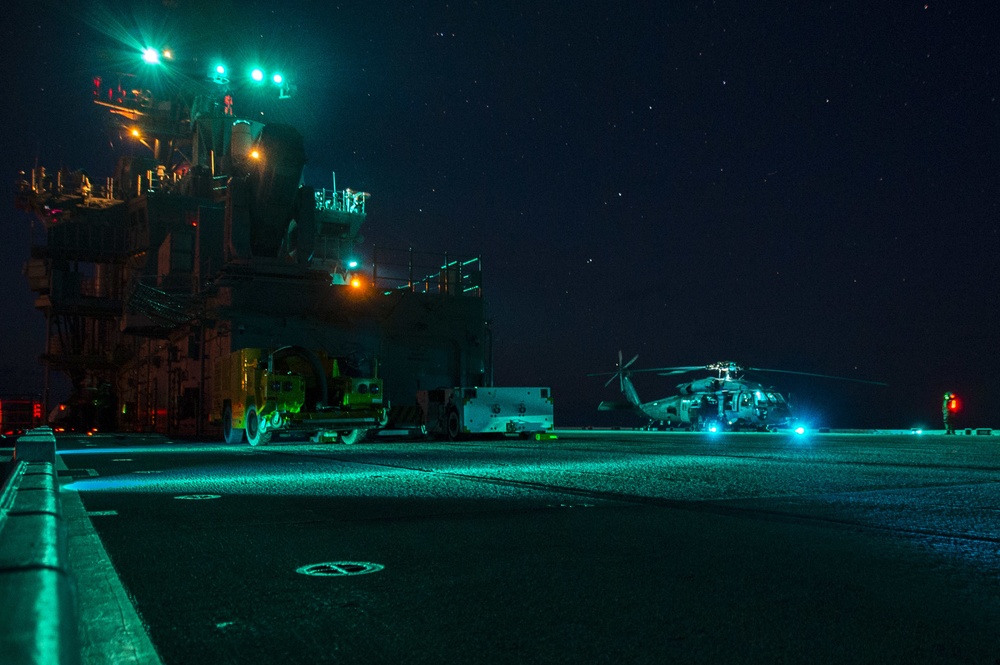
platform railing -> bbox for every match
[371,247,481,297]
[315,188,368,215]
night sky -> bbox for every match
[2,1,998,429]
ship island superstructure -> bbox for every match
[14,54,487,437]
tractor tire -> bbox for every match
[338,429,366,445]
[245,404,272,446]
[222,403,244,444]
[446,409,461,441]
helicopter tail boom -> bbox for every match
[598,400,635,411]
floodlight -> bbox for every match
[251,68,264,82]
[142,48,160,64]
[212,64,229,85]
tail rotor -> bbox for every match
[604,350,639,389]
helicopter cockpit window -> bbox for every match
[739,393,752,408]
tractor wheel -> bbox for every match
[245,404,272,446]
[338,429,366,445]
[222,403,244,444]
[446,409,461,441]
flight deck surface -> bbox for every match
[55,431,1000,664]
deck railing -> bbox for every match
[371,247,481,297]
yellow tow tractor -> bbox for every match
[212,346,388,445]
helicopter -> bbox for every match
[590,352,886,432]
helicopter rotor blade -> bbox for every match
[630,365,703,376]
[746,367,887,386]
[622,354,639,371]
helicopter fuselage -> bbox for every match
[638,379,793,431]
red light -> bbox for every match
[948,397,960,412]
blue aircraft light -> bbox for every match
[794,426,806,435]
